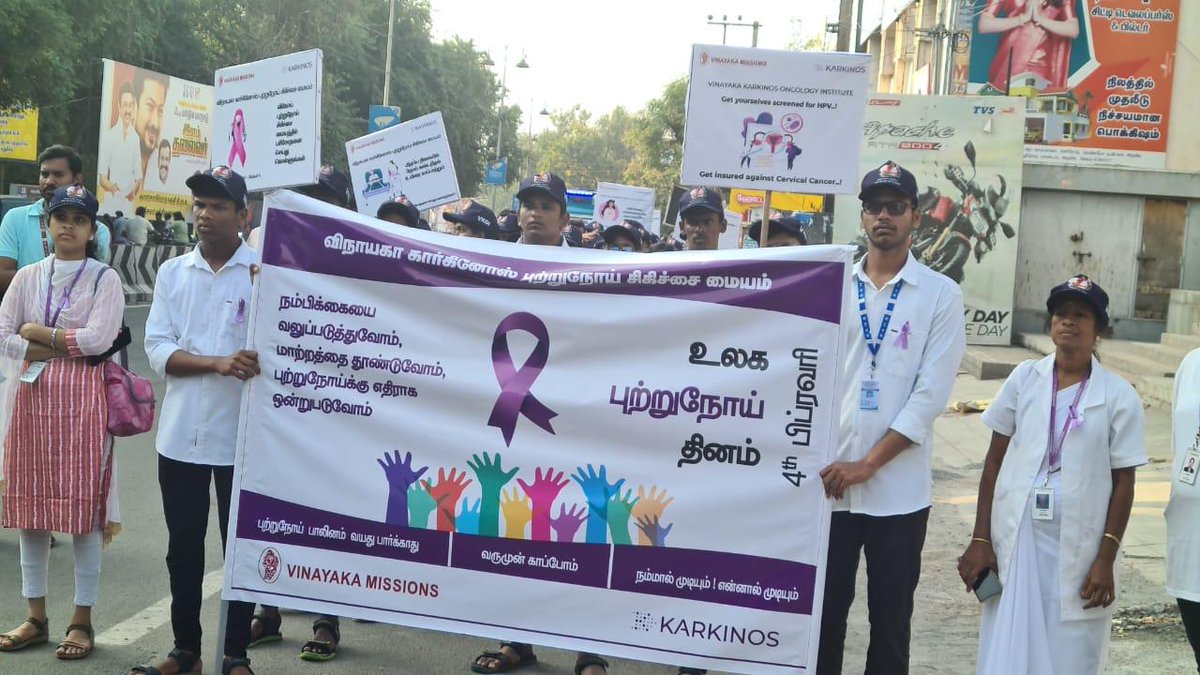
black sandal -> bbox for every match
[128,648,202,674]
[247,611,282,648]
[299,618,340,662]
[222,656,254,674]
[470,641,538,673]
[575,653,610,675]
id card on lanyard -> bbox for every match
[1034,372,1088,520]
[1179,414,1200,486]
[39,212,52,256]
[857,278,902,411]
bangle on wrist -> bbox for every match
[972,537,991,546]
[50,328,58,354]
[1103,532,1121,547]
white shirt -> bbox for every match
[1166,348,1200,601]
[144,242,257,465]
[100,122,142,215]
[834,252,966,516]
[982,355,1147,620]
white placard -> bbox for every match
[213,49,323,191]
[592,182,656,228]
[345,111,460,215]
[720,209,742,249]
[681,45,870,194]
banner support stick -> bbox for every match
[761,189,772,245]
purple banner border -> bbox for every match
[262,208,844,323]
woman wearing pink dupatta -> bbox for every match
[978,0,1079,92]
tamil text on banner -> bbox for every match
[346,111,460,215]
[0,108,39,162]
[681,45,870,193]
[224,190,851,674]
[832,95,1024,345]
[967,0,1181,169]
[96,60,213,216]
[593,182,656,228]
[213,49,323,191]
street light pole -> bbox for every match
[382,0,396,105]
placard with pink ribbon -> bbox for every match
[224,189,852,674]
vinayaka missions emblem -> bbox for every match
[258,547,282,584]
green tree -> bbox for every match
[623,77,687,210]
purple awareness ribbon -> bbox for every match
[487,312,557,446]
[894,321,911,350]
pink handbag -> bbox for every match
[103,360,155,436]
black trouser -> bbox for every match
[158,454,255,658]
[1179,598,1200,672]
[817,508,929,675]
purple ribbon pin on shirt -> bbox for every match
[487,312,557,446]
[894,321,911,350]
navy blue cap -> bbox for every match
[444,201,499,235]
[186,165,249,208]
[1047,274,1110,326]
[601,221,644,250]
[376,195,422,229]
[749,216,808,245]
[859,161,918,204]
[497,211,519,234]
[316,163,351,205]
[47,184,99,221]
[678,186,724,217]
[516,172,567,210]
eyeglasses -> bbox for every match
[862,201,912,216]
[606,243,636,252]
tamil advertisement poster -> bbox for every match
[681,45,870,194]
[213,49,323,192]
[593,182,656,228]
[96,60,213,216]
[224,189,852,673]
[345,111,460,215]
[967,0,1181,169]
[0,108,39,162]
[832,95,1025,345]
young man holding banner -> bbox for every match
[816,161,965,675]
[135,165,258,675]
[471,171,610,675]
[677,187,726,252]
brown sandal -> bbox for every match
[56,623,94,660]
[0,616,49,651]
[470,642,538,673]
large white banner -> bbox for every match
[224,190,852,674]
[592,182,656,228]
[97,60,213,216]
[213,49,323,192]
[681,45,871,194]
[345,111,460,215]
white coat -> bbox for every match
[981,354,1147,621]
[1166,348,1200,601]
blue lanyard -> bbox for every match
[857,277,903,374]
[44,258,89,327]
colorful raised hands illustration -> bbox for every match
[551,504,587,543]
[635,514,674,547]
[606,488,639,545]
[466,452,520,537]
[518,467,570,541]
[630,485,675,545]
[407,483,444,529]
[571,464,625,544]
[457,498,482,535]
[500,486,532,539]
[425,467,473,532]
[377,450,428,527]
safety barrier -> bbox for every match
[110,244,193,304]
